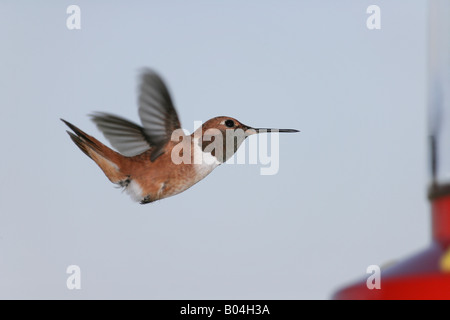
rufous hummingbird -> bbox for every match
[61,69,299,204]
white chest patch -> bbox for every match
[125,180,144,202]
[193,137,221,180]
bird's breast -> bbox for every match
[191,137,221,182]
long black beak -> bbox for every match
[253,128,299,133]
[245,126,299,135]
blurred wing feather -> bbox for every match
[138,69,181,161]
[90,112,152,157]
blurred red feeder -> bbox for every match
[333,192,450,300]
[334,1,450,299]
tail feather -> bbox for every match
[61,118,129,184]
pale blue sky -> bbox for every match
[0,1,428,299]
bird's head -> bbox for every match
[194,116,299,163]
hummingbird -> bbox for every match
[61,69,299,204]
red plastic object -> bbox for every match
[333,195,450,300]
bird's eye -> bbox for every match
[225,119,235,128]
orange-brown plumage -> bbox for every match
[62,69,299,204]
[62,120,202,203]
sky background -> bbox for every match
[0,1,429,299]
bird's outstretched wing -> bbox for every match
[138,69,181,161]
[90,112,152,157]
[91,69,182,161]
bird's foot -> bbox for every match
[140,195,153,204]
